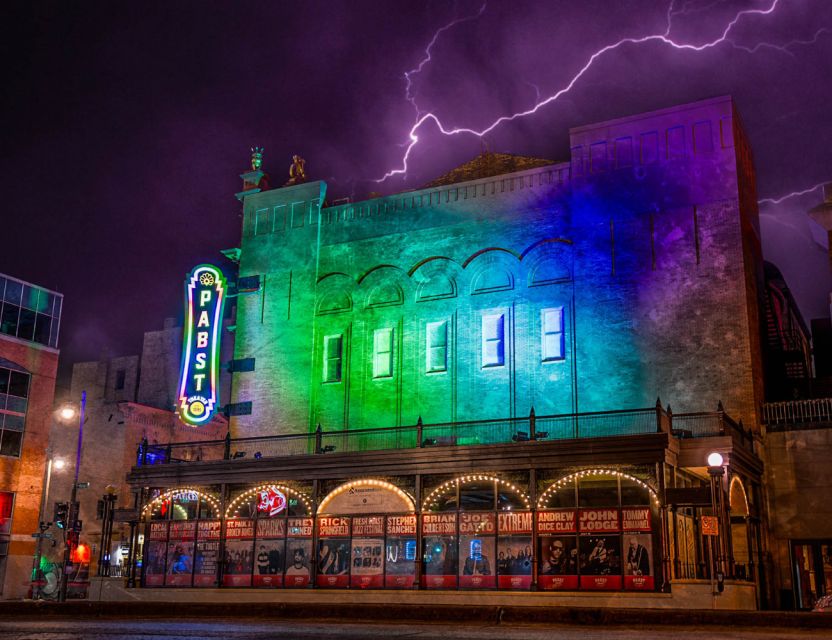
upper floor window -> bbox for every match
[482,313,505,368]
[372,328,393,379]
[323,335,343,383]
[0,274,62,348]
[0,366,30,457]
[426,321,448,373]
[541,307,565,362]
[115,369,126,391]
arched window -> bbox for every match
[536,470,657,592]
[141,488,221,588]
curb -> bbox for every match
[0,601,831,629]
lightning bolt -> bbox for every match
[376,0,793,183]
[759,182,826,206]
[404,2,488,117]
[730,27,830,57]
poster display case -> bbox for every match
[223,519,254,587]
[316,517,351,588]
[194,520,221,587]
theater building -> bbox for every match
[124,96,774,608]
[0,273,62,599]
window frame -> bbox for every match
[481,313,505,368]
[322,334,343,384]
[372,328,394,379]
[541,307,565,362]
[426,321,448,374]
[0,366,30,458]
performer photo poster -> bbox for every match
[458,535,496,589]
[284,538,312,588]
[623,533,654,590]
[579,535,622,590]
[537,535,578,590]
[422,535,458,588]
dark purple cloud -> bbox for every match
[1,0,830,382]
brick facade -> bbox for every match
[230,96,764,439]
[0,280,60,599]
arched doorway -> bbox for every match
[536,469,659,591]
[729,476,753,581]
[316,479,416,589]
[141,488,221,587]
[422,474,532,590]
[223,483,313,588]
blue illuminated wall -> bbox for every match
[231,96,764,437]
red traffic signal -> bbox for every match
[70,542,90,564]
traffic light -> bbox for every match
[70,542,90,564]
[53,502,69,529]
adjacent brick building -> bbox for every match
[0,272,62,599]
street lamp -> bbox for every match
[58,391,86,602]
[31,449,66,600]
[707,450,726,595]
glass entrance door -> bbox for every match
[792,542,830,609]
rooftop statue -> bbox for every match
[285,154,307,186]
[250,146,265,172]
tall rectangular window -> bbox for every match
[426,321,447,373]
[541,307,565,361]
[323,335,343,383]
[0,367,30,458]
[482,313,505,368]
[372,328,393,378]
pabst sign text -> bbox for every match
[177,264,226,426]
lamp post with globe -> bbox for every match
[30,449,65,600]
[707,451,726,594]
[57,391,87,602]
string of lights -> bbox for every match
[141,487,221,517]
[536,469,660,509]
[318,479,415,514]
[224,483,312,518]
[422,474,531,511]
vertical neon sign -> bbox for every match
[178,264,227,426]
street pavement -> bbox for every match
[1,619,830,639]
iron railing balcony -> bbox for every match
[135,402,747,467]
[761,397,832,428]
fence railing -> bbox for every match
[669,404,755,452]
[761,398,832,427]
[136,402,742,467]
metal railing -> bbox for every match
[135,402,741,467]
[761,398,832,427]
[668,404,755,453]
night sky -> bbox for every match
[1,0,830,386]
